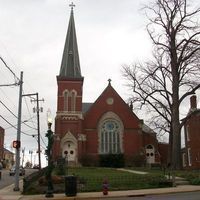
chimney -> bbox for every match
[190,95,197,110]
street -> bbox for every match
[103,191,200,200]
[0,168,37,189]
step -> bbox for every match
[175,180,190,186]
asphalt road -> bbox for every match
[103,191,200,200]
[0,168,37,189]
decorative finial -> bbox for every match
[69,2,75,10]
[108,78,111,85]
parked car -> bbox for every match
[9,165,25,176]
[33,164,40,169]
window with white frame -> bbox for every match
[100,120,121,154]
[188,148,192,166]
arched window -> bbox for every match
[70,90,76,112]
[63,90,69,111]
[100,120,121,154]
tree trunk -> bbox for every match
[171,30,182,170]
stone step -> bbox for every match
[165,176,190,186]
[175,180,190,186]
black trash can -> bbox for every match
[65,175,77,196]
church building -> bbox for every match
[53,6,163,166]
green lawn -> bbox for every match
[24,167,172,195]
[54,167,170,192]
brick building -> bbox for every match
[53,7,165,166]
[182,95,200,169]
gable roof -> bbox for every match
[4,148,14,155]
[82,103,93,114]
[83,81,140,121]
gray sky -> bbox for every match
[0,0,199,166]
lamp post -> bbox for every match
[45,117,54,198]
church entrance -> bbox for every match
[145,144,155,164]
[62,141,76,162]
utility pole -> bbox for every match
[22,93,44,170]
[14,71,23,191]
[22,147,25,167]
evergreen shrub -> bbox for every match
[99,154,125,168]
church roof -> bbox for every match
[59,6,82,78]
[82,103,93,114]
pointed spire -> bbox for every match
[59,3,82,78]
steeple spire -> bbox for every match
[59,3,82,78]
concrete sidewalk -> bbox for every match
[0,182,200,200]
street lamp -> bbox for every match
[45,116,54,198]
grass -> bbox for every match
[54,167,169,192]
[24,167,172,195]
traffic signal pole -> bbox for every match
[14,71,23,191]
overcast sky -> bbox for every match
[0,0,199,167]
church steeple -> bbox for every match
[59,3,82,78]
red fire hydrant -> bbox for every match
[102,179,109,195]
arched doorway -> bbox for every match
[145,144,155,164]
[62,141,76,162]
[61,131,78,164]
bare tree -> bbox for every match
[123,0,200,169]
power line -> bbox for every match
[0,56,19,82]
[22,91,38,130]
[0,100,17,118]
[0,100,37,130]
[0,115,36,137]
[5,116,37,130]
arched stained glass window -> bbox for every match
[100,120,121,154]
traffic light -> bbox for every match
[13,140,21,149]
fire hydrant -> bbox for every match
[102,179,109,195]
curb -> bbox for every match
[18,185,200,200]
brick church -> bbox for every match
[53,6,166,166]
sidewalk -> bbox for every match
[0,181,200,200]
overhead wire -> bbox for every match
[0,54,47,154]
[0,115,36,137]
[22,90,38,130]
[0,99,38,130]
[0,56,19,82]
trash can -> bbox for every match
[65,175,77,196]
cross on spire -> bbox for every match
[108,78,112,85]
[69,2,75,10]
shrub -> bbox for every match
[38,175,64,185]
[131,154,146,167]
[54,157,66,175]
[99,154,125,168]
[150,163,161,169]
[80,155,98,167]
[191,177,200,185]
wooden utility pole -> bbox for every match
[14,71,23,191]
[22,93,44,170]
